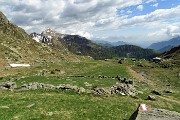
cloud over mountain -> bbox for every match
[0,0,180,45]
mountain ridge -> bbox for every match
[148,36,180,52]
[92,40,127,47]
[31,30,159,59]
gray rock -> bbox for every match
[19,81,137,97]
[152,90,161,95]
[110,83,136,96]
[164,90,172,93]
[93,88,110,95]
[27,103,35,108]
[0,81,17,89]
[78,87,86,93]
[130,105,180,120]
[147,95,156,101]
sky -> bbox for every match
[0,0,180,47]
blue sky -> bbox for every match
[119,0,180,18]
[0,0,180,47]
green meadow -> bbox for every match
[0,59,179,120]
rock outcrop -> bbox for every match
[20,82,86,93]
[0,77,137,96]
[0,82,16,89]
[19,81,137,96]
[130,104,180,120]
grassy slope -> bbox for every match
[0,11,84,67]
[0,59,179,119]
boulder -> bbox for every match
[164,90,172,93]
[130,104,180,120]
[152,90,161,95]
[78,87,86,93]
[146,95,156,101]
[110,83,136,96]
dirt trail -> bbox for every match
[159,96,180,104]
[127,67,145,81]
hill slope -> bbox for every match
[161,45,180,60]
[59,35,113,59]
[0,11,80,67]
[158,45,174,53]
[112,45,159,59]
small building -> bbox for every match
[152,57,163,63]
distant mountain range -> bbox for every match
[92,40,128,47]
[148,36,180,53]
[31,31,159,60]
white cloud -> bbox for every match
[146,0,157,4]
[152,3,159,7]
[148,24,180,42]
[117,5,180,28]
[0,0,143,34]
[75,31,93,39]
[137,5,144,11]
[0,0,179,45]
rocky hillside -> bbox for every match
[158,45,180,67]
[0,11,81,67]
[161,45,180,60]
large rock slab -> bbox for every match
[130,104,180,120]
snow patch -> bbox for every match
[10,64,31,67]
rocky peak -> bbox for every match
[0,11,9,25]
[30,32,51,44]
[41,28,56,39]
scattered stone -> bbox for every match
[151,90,161,95]
[110,83,137,96]
[124,79,134,85]
[146,95,156,101]
[14,78,137,97]
[78,87,86,93]
[118,60,123,64]
[84,82,92,87]
[138,91,144,94]
[27,103,35,108]
[0,81,17,89]
[47,112,54,116]
[0,106,9,109]
[115,75,121,81]
[164,90,173,93]
[93,88,111,95]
